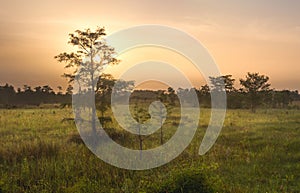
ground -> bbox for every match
[0,108,299,192]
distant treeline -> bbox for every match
[0,84,71,108]
[130,87,300,110]
[0,73,300,110]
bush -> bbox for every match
[67,133,84,144]
[152,169,214,193]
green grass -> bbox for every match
[0,108,299,192]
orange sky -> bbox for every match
[0,0,299,91]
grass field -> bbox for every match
[0,108,299,192]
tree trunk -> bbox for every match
[138,125,143,159]
[90,49,97,140]
[92,107,96,134]
[160,108,163,145]
[160,127,163,145]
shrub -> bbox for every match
[152,169,214,193]
[67,133,84,144]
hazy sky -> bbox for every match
[0,0,299,91]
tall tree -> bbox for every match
[55,27,119,135]
[240,72,271,112]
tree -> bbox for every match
[0,84,15,106]
[222,75,236,93]
[200,84,210,95]
[23,85,33,93]
[57,86,63,95]
[167,87,176,105]
[95,74,135,128]
[272,90,294,108]
[132,104,150,157]
[55,27,119,135]
[66,85,73,95]
[110,77,135,104]
[34,86,42,93]
[158,91,166,145]
[240,72,271,112]
[96,73,115,119]
[42,85,54,94]
[197,84,211,108]
[209,75,235,93]
[155,90,168,145]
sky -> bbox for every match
[0,0,299,91]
